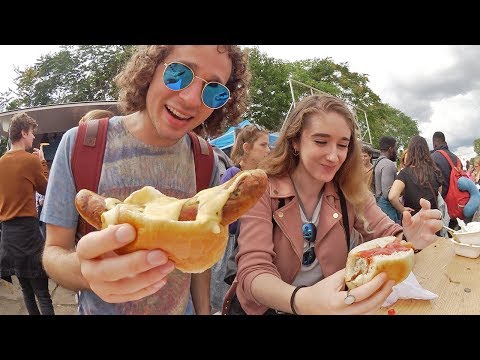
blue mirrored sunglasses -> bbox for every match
[163,62,230,109]
[302,222,317,266]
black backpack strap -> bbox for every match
[338,188,350,250]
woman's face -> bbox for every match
[145,46,232,145]
[294,111,351,184]
[246,132,270,166]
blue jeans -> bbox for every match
[377,197,400,223]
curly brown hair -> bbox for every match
[114,45,251,137]
[9,112,37,143]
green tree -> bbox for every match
[0,90,12,112]
[6,45,134,110]
[366,104,419,150]
[245,47,418,147]
[4,45,419,147]
[474,138,480,156]
[244,47,293,131]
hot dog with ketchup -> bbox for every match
[345,236,414,289]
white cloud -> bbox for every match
[0,45,61,92]
[256,45,479,158]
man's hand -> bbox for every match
[32,147,45,161]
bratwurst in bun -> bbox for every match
[75,169,268,273]
[345,236,414,290]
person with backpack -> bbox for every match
[40,45,251,315]
[388,136,443,217]
[431,131,465,228]
[223,94,443,315]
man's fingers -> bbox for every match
[81,249,173,282]
[76,224,136,260]
[85,260,174,295]
[96,279,169,304]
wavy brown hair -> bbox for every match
[114,45,251,137]
[405,135,443,185]
[230,125,268,165]
[260,94,372,227]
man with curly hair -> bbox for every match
[41,45,251,315]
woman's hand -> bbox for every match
[402,198,443,249]
[76,223,175,303]
[296,269,395,315]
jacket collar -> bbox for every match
[268,174,340,201]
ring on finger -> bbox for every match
[344,290,356,305]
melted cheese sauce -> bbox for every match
[101,171,252,234]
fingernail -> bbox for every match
[115,225,135,243]
[162,261,175,273]
[147,250,167,265]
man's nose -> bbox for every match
[178,78,204,107]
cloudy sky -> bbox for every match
[1,45,478,161]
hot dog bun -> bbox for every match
[75,169,268,273]
[345,236,414,290]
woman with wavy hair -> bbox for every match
[389,136,443,216]
[223,94,443,315]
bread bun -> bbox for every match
[75,169,268,273]
[345,236,414,290]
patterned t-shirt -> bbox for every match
[41,116,219,314]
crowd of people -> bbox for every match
[0,45,478,315]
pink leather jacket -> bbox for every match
[222,174,403,315]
